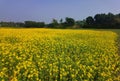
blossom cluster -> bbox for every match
[0,29,120,81]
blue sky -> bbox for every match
[0,0,120,23]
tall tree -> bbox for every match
[86,16,94,25]
[47,19,59,28]
[52,19,59,27]
[60,19,63,24]
[65,17,75,27]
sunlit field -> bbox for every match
[0,28,120,81]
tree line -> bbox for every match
[85,13,120,29]
[0,12,120,29]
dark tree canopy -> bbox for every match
[65,17,75,27]
[24,21,45,28]
[0,12,120,29]
[83,13,120,29]
[86,16,94,25]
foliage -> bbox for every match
[47,19,59,28]
[65,17,75,27]
[0,28,120,81]
[84,13,120,28]
[24,21,45,28]
[0,12,120,28]
[86,16,94,25]
[0,22,21,27]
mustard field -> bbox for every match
[0,28,120,81]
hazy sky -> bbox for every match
[0,0,120,23]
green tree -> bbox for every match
[15,22,24,27]
[47,19,59,28]
[76,20,86,28]
[52,19,59,27]
[94,13,116,28]
[115,13,120,28]
[24,21,37,27]
[65,17,75,27]
[36,22,45,28]
[24,21,45,28]
[86,16,94,25]
[60,18,63,24]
